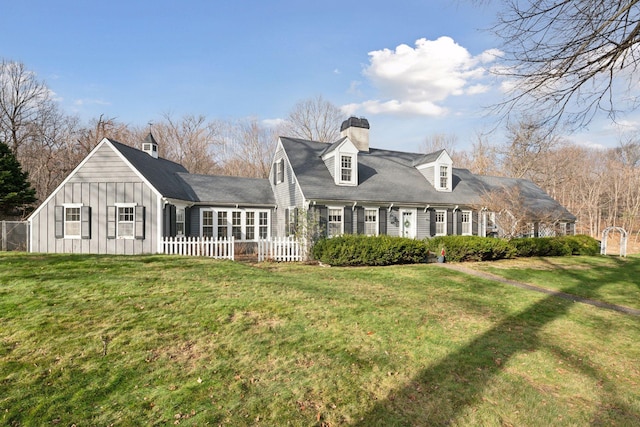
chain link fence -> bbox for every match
[1,221,29,251]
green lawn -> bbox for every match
[1,253,639,426]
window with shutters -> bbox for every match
[328,208,343,237]
[117,206,135,238]
[364,209,377,236]
[64,206,81,238]
[176,208,185,236]
[435,210,446,236]
[461,211,472,235]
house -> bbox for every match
[28,118,576,254]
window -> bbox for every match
[439,166,448,189]
[64,207,81,238]
[176,208,185,236]
[259,212,268,239]
[202,211,214,237]
[118,206,135,238]
[275,158,284,184]
[217,212,228,238]
[246,212,255,240]
[232,211,242,239]
[328,208,343,237]
[435,210,446,236]
[340,155,352,182]
[364,209,377,236]
[461,211,471,235]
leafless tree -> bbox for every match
[419,132,459,156]
[455,133,500,175]
[151,113,222,174]
[278,95,344,142]
[489,0,640,130]
[0,59,53,154]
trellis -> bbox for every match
[600,226,628,257]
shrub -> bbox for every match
[511,237,572,257]
[425,236,517,262]
[558,235,600,255]
[312,235,430,266]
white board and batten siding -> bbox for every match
[29,142,161,254]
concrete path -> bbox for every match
[437,263,640,317]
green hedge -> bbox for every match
[510,235,600,257]
[312,234,601,266]
[425,236,517,262]
[312,235,430,266]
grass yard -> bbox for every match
[1,253,639,426]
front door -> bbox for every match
[400,209,416,238]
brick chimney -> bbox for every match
[340,117,369,152]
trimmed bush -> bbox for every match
[558,234,600,255]
[425,236,517,262]
[511,237,563,257]
[312,235,430,266]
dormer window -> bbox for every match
[341,155,353,183]
[321,138,358,186]
[439,165,449,189]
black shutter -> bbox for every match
[163,205,171,237]
[344,207,353,234]
[318,206,328,237]
[278,159,285,183]
[293,207,299,234]
[272,163,278,184]
[135,206,146,240]
[54,206,64,238]
[378,208,387,235]
[170,205,177,236]
[447,209,453,235]
[107,206,116,239]
[356,207,365,234]
[456,210,463,235]
[184,207,191,236]
[81,206,91,239]
[429,210,436,237]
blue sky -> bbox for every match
[1,0,630,152]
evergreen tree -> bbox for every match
[0,140,36,218]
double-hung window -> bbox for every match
[232,211,242,239]
[117,206,135,238]
[461,211,472,235]
[259,212,268,239]
[341,155,352,183]
[64,206,81,238]
[328,208,343,237]
[217,212,228,238]
[176,208,185,236]
[439,166,448,189]
[202,211,214,237]
[246,212,255,240]
[435,210,446,236]
[364,208,378,236]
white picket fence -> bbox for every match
[257,236,304,262]
[161,236,234,260]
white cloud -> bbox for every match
[345,36,502,117]
[262,118,286,128]
[74,98,110,106]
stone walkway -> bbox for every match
[437,263,640,317]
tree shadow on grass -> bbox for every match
[354,260,640,426]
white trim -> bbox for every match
[199,207,271,242]
[460,210,472,236]
[364,207,379,236]
[399,208,417,239]
[271,138,308,204]
[327,206,344,237]
[435,209,447,236]
[62,203,83,239]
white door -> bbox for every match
[400,209,417,238]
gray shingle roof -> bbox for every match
[281,137,576,220]
[176,173,275,206]
[109,139,193,200]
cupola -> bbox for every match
[142,132,159,159]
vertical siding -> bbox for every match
[272,146,305,237]
[30,143,159,254]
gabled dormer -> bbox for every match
[321,137,359,186]
[413,149,453,192]
[141,132,159,159]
